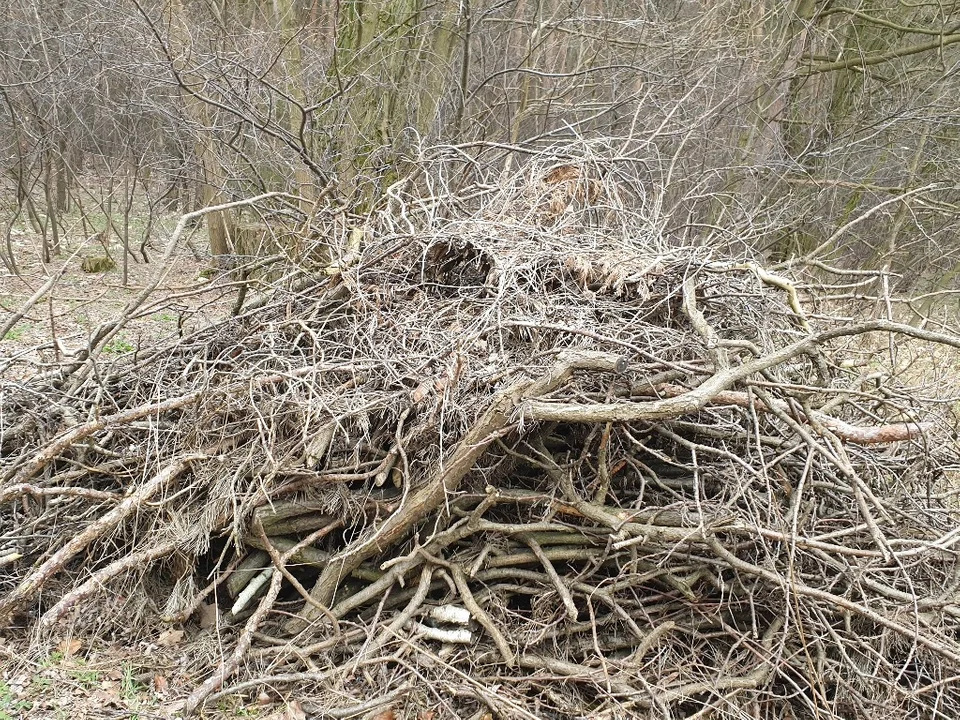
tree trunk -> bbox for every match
[330,0,461,205]
[43,148,61,259]
[169,0,236,261]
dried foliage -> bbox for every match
[3,158,960,719]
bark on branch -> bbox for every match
[0,455,204,623]
[522,319,958,441]
[297,350,628,621]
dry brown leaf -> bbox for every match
[419,712,437,720]
[262,702,307,720]
[156,628,185,647]
[411,379,433,403]
[88,684,121,707]
[198,601,218,629]
[370,709,395,720]
[153,673,169,693]
[57,637,82,657]
[544,165,580,184]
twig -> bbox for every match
[182,561,284,716]
[40,541,178,628]
[0,455,203,623]
[298,351,629,618]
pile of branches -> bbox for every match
[3,161,960,719]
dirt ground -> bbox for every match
[0,224,232,382]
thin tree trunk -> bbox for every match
[55,138,69,212]
[170,0,235,261]
[43,149,60,259]
[330,0,460,204]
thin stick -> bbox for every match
[1,455,203,622]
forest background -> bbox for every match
[1,0,958,289]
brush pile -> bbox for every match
[3,159,960,719]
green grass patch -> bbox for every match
[1,323,27,341]
[103,336,135,354]
[0,680,33,720]
[65,660,100,689]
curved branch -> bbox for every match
[522,319,960,429]
[297,351,628,619]
[799,34,960,75]
[0,455,203,623]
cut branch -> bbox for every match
[0,455,203,623]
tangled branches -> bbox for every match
[2,162,960,719]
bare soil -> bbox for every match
[1,225,230,382]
